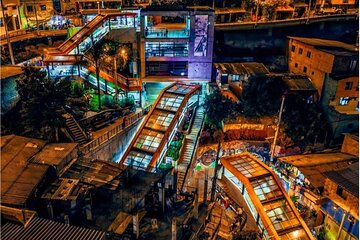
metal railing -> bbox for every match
[79,105,151,155]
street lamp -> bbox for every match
[1,0,15,64]
[97,1,100,15]
[270,94,286,164]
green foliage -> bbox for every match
[282,95,327,146]
[203,89,237,130]
[166,133,184,161]
[71,81,84,97]
[4,67,71,141]
[241,75,287,118]
[119,97,135,108]
[102,95,115,109]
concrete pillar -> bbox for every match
[133,212,140,239]
[47,201,54,219]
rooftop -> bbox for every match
[1,135,49,207]
[324,162,359,197]
[278,152,357,188]
[1,217,105,240]
[41,178,92,201]
[278,74,317,92]
[30,142,78,167]
[0,66,24,80]
[288,36,358,56]
[214,62,269,76]
[61,158,123,190]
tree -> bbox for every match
[241,75,287,118]
[86,39,116,110]
[282,95,328,147]
[203,89,237,201]
[5,67,72,141]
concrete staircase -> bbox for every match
[177,106,204,192]
[63,113,88,145]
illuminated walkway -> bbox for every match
[43,12,141,91]
[221,152,314,240]
[119,83,201,172]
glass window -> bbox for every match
[40,5,47,11]
[349,60,357,71]
[264,201,301,232]
[145,42,188,57]
[306,51,311,58]
[303,66,307,73]
[125,150,152,169]
[156,93,184,112]
[134,128,164,153]
[291,45,296,52]
[294,63,298,68]
[167,84,196,95]
[251,176,283,203]
[229,155,268,178]
[345,81,353,90]
[339,97,349,105]
[146,110,174,132]
[298,48,303,55]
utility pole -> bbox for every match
[33,0,39,35]
[255,0,259,26]
[270,94,286,164]
[307,0,312,21]
[1,0,15,64]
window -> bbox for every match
[349,60,357,71]
[27,5,33,12]
[40,5,46,11]
[339,97,349,105]
[356,102,359,112]
[343,0,349,3]
[306,51,311,58]
[336,185,348,200]
[298,48,303,55]
[303,66,307,73]
[294,63,298,68]
[291,45,296,52]
[311,71,315,75]
[356,85,359,91]
[345,81,353,90]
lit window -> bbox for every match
[306,51,311,58]
[295,63,298,68]
[345,81,353,90]
[298,48,303,55]
[40,5,46,11]
[291,45,296,52]
[339,97,349,105]
[303,66,307,73]
[349,60,357,71]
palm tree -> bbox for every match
[203,88,237,202]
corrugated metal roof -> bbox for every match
[288,36,358,54]
[1,217,105,240]
[30,143,78,166]
[214,62,269,76]
[324,162,359,197]
[1,135,49,207]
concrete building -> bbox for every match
[22,0,54,28]
[140,6,214,82]
[288,37,359,138]
[0,0,22,32]
[320,162,359,240]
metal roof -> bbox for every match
[1,135,49,207]
[221,152,314,240]
[324,162,359,197]
[278,152,357,188]
[30,143,78,167]
[288,36,358,54]
[1,217,105,240]
[214,62,269,76]
[279,74,317,92]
